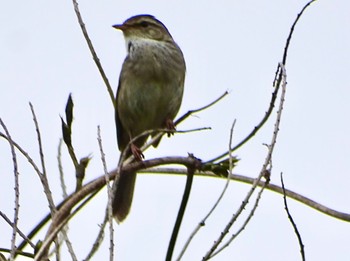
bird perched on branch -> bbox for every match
[113,14,186,222]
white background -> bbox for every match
[1,0,349,260]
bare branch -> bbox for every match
[203,61,287,260]
[211,179,269,258]
[71,0,115,108]
[29,103,56,215]
[84,215,108,260]
[0,211,35,249]
[34,156,202,260]
[143,167,350,222]
[57,139,68,199]
[208,0,317,164]
[176,120,236,260]
[175,91,229,126]
[97,126,114,261]
[0,118,20,260]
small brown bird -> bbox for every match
[113,15,186,222]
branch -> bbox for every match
[97,126,114,261]
[202,61,287,260]
[281,173,305,261]
[166,155,198,261]
[0,118,20,260]
[211,178,269,258]
[145,168,350,222]
[175,91,229,126]
[29,103,56,215]
[71,0,115,108]
[0,211,35,249]
[176,120,237,260]
[34,156,202,261]
[207,0,317,164]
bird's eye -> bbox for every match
[140,21,149,27]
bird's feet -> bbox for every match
[131,143,144,161]
[165,118,176,137]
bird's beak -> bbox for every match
[112,24,126,31]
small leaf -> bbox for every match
[34,240,43,255]
[203,156,240,177]
[65,93,74,128]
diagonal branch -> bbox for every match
[71,0,115,108]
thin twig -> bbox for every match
[0,119,20,261]
[71,0,115,108]
[206,85,280,163]
[281,173,305,261]
[29,103,56,215]
[84,214,108,260]
[0,211,35,248]
[176,120,236,260]
[175,91,229,126]
[61,231,78,261]
[137,127,210,164]
[0,132,42,176]
[281,0,317,66]
[29,103,62,260]
[57,139,68,199]
[203,60,287,261]
[211,177,269,258]
[97,126,114,261]
[0,248,33,259]
[207,0,317,164]
[35,190,100,261]
[59,135,79,261]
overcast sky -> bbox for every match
[1,0,349,260]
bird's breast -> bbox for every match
[127,39,185,81]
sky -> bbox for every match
[1,0,350,260]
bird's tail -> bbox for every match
[112,170,137,222]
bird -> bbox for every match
[112,14,186,222]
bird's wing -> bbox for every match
[115,78,129,151]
